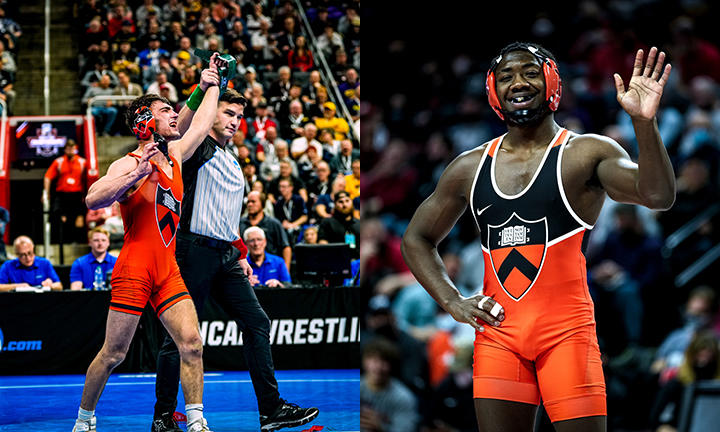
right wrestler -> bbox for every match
[401,42,675,432]
[71,53,223,432]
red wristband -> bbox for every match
[232,238,248,260]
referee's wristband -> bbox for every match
[232,238,248,260]
[186,86,205,111]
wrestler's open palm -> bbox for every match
[135,142,159,178]
[614,47,671,121]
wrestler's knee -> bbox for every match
[176,329,203,361]
[100,343,128,369]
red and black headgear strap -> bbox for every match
[132,105,156,140]
[485,45,562,120]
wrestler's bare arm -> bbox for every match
[85,143,159,210]
[402,145,504,332]
[595,47,675,210]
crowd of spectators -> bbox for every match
[0,3,20,115]
[362,1,720,431]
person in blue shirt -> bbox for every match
[70,227,118,290]
[244,226,291,288]
[0,235,62,291]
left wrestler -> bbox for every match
[72,53,223,432]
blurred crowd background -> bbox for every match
[360,1,720,431]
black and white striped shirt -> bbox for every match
[180,136,245,241]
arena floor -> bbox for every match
[0,369,359,431]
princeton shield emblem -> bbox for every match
[155,184,181,247]
[487,213,547,301]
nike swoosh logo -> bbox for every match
[477,204,492,216]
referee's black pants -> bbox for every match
[154,231,281,417]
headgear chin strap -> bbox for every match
[486,45,562,122]
[132,105,173,166]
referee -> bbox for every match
[152,88,319,432]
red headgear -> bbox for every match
[485,45,562,120]
[132,106,156,140]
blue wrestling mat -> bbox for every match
[0,369,359,431]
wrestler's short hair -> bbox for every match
[496,41,557,65]
[219,88,247,107]
[125,94,172,132]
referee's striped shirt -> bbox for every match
[180,136,245,241]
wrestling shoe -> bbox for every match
[187,418,213,432]
[150,412,182,432]
[72,416,96,431]
[260,400,319,431]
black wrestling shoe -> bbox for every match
[259,400,319,431]
[150,412,183,432]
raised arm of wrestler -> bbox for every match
[86,55,221,210]
[175,53,228,135]
[565,47,675,217]
[402,149,505,333]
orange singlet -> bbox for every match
[109,153,191,316]
[469,129,606,422]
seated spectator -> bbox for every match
[256,126,282,163]
[164,20,184,52]
[329,138,359,176]
[347,84,360,122]
[317,127,340,158]
[195,21,224,51]
[244,226,291,288]
[307,160,332,202]
[276,15,300,55]
[281,100,310,142]
[245,82,267,120]
[302,226,318,244]
[650,330,720,431]
[138,34,169,74]
[318,191,359,253]
[339,67,359,104]
[239,191,291,270]
[69,228,117,290]
[268,160,306,203]
[112,20,138,48]
[0,236,62,291]
[162,0,186,25]
[272,82,303,126]
[651,286,718,383]
[273,178,308,240]
[0,40,16,81]
[268,66,292,104]
[111,40,140,81]
[345,159,360,199]
[250,102,277,142]
[250,18,281,70]
[301,70,322,106]
[360,337,419,432]
[297,142,324,183]
[113,70,143,113]
[175,66,199,102]
[315,175,346,220]
[260,140,296,183]
[315,101,349,140]
[171,36,202,70]
[241,156,261,197]
[146,71,178,103]
[106,3,133,41]
[291,123,321,160]
[331,48,351,81]
[81,61,120,90]
[83,74,118,136]
[316,23,343,59]
[287,35,314,72]
[307,85,329,120]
